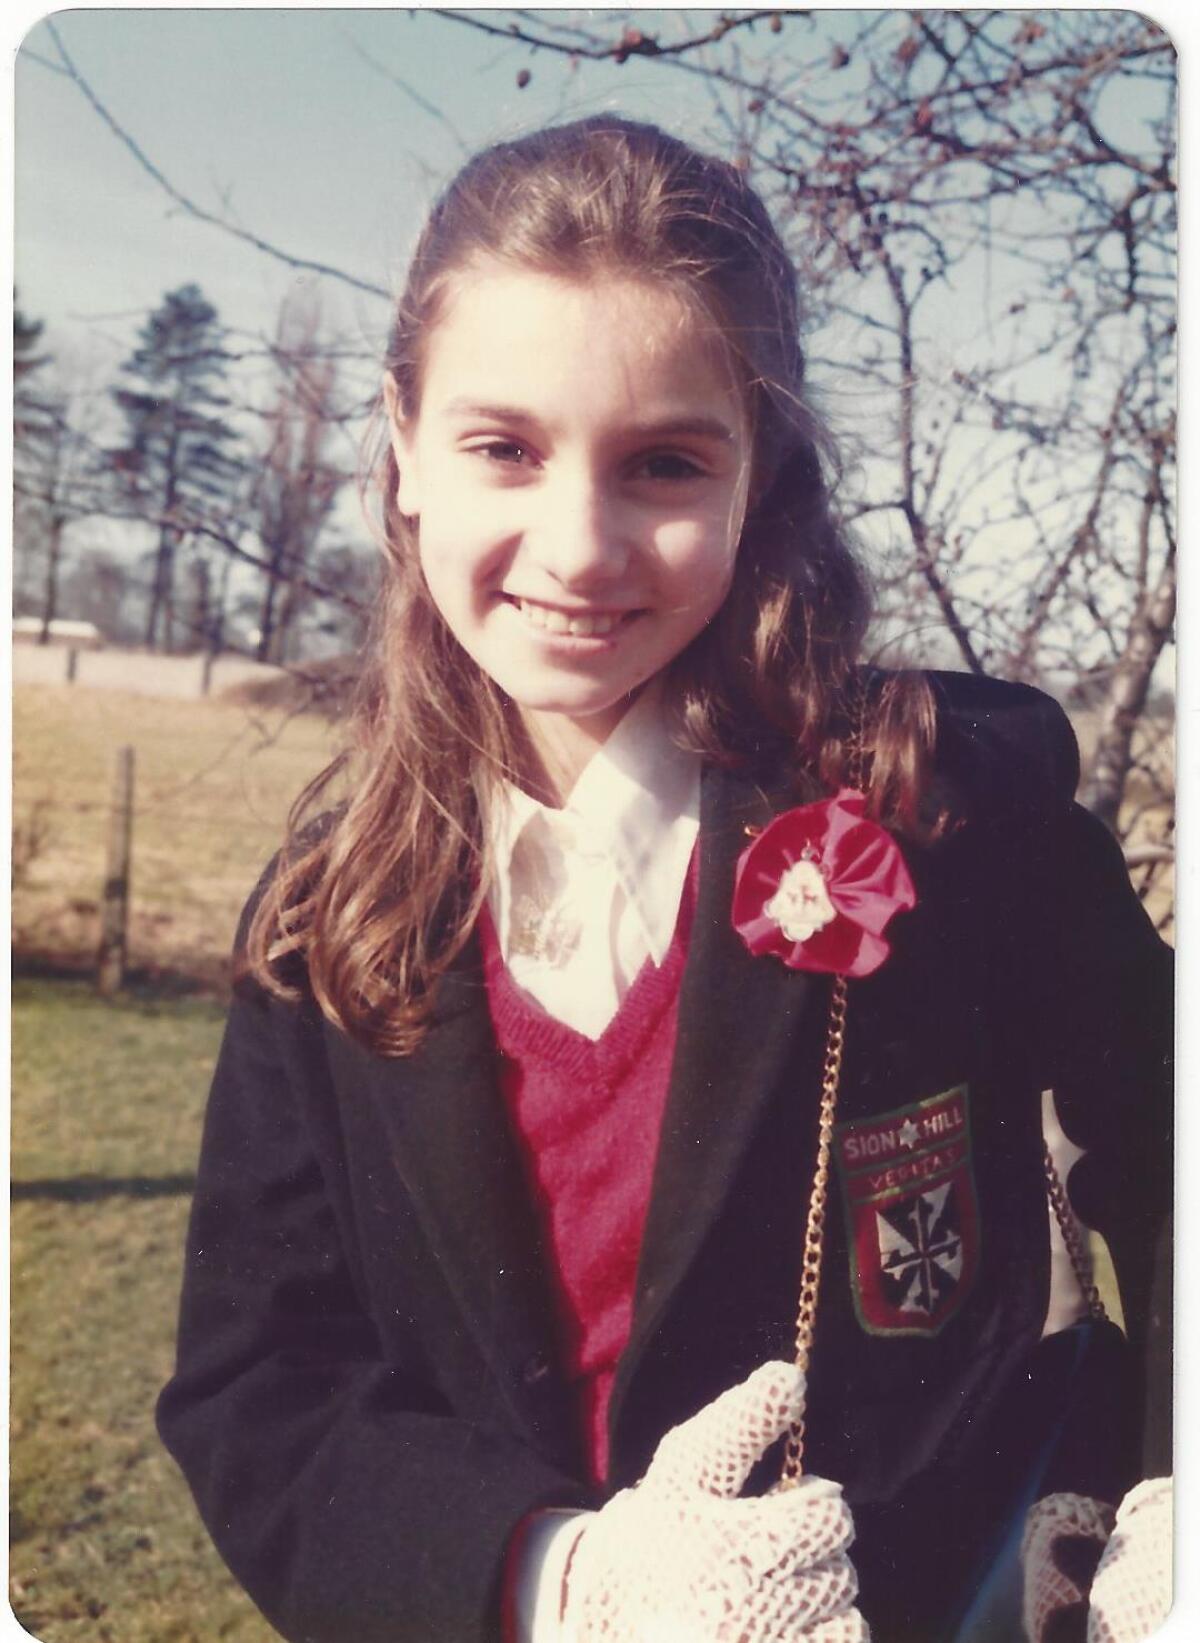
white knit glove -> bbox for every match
[1087,1478,1172,1642]
[560,1361,868,1642]
[1021,1492,1115,1642]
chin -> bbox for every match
[503,673,645,726]
[510,688,630,721]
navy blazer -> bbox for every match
[157,673,1172,1643]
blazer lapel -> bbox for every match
[338,762,826,1477]
[341,952,576,1455]
[613,762,824,1413]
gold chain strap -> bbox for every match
[780,972,850,1484]
[779,675,869,1488]
[1042,1139,1107,1321]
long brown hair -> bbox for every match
[247,118,936,1054]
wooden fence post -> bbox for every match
[96,746,135,995]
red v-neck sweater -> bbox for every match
[479,857,696,1485]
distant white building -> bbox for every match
[13,618,104,649]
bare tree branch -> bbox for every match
[344,30,469,155]
[42,20,390,301]
[437,9,790,66]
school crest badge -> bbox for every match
[834,1084,979,1337]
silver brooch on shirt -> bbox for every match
[508,891,584,969]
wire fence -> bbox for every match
[13,674,340,989]
[12,640,286,699]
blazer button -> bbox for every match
[521,1351,552,1386]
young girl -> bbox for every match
[158,119,1172,1643]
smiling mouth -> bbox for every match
[505,596,641,639]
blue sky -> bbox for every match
[7,9,1187,600]
[13,8,825,618]
[11,7,1189,402]
[9,6,1188,673]
[13,8,753,369]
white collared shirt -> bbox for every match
[487,688,701,1039]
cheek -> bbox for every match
[656,516,741,611]
[416,512,510,617]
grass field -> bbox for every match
[12,684,340,986]
[10,977,280,1643]
[12,685,328,1638]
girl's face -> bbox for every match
[388,268,751,757]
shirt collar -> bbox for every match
[488,687,702,965]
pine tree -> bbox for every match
[13,296,72,639]
[14,296,54,456]
[109,284,243,650]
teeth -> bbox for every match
[514,600,624,638]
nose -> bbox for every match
[524,466,631,594]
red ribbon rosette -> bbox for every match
[732,789,916,977]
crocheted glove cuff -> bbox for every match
[1021,1492,1115,1643]
[1087,1477,1172,1643]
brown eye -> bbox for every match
[474,439,529,465]
[634,451,706,481]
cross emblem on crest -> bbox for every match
[876,1181,964,1316]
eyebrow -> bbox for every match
[440,399,737,444]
